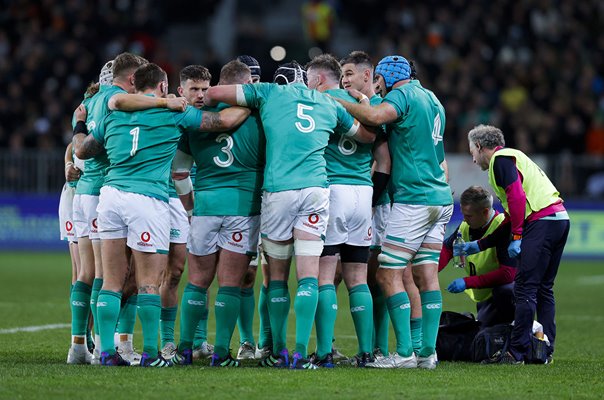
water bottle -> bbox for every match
[453,232,466,269]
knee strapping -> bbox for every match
[262,240,293,260]
[377,247,412,269]
[412,247,440,266]
[294,239,324,256]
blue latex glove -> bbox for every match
[447,278,466,293]
[508,239,522,258]
[453,240,480,256]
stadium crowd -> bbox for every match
[1,1,603,156]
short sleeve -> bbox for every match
[334,101,356,136]
[243,82,271,109]
[383,88,407,119]
[173,105,203,133]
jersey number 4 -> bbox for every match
[431,114,443,146]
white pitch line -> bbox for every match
[0,323,70,334]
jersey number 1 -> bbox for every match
[129,127,140,156]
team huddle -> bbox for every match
[59,48,568,369]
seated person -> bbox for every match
[439,186,517,327]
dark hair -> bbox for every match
[339,50,373,70]
[179,65,212,85]
[236,55,261,77]
[112,52,147,79]
[306,53,342,83]
[134,63,167,92]
[409,60,418,79]
[220,60,251,85]
[460,186,493,209]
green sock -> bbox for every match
[419,290,442,357]
[90,278,103,336]
[410,317,423,354]
[372,286,389,354]
[214,286,241,358]
[315,284,337,358]
[97,290,121,355]
[387,292,412,357]
[160,306,177,347]
[349,284,374,355]
[237,287,255,345]
[294,277,318,358]
[267,280,290,353]
[257,285,272,348]
[193,290,209,348]
[178,283,207,351]
[70,281,92,336]
[137,294,161,356]
[117,295,137,335]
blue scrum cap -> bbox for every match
[374,55,411,90]
[273,61,307,85]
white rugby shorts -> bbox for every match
[324,184,372,246]
[188,215,260,256]
[383,204,453,252]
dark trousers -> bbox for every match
[476,283,515,328]
[509,218,570,361]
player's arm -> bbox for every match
[64,143,80,182]
[72,104,103,160]
[204,85,241,107]
[171,149,195,216]
[371,135,391,207]
[336,90,398,126]
[438,227,458,272]
[109,94,187,112]
[199,107,251,132]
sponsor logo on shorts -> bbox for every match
[215,301,225,307]
[426,304,441,309]
[271,297,288,303]
[364,226,372,241]
[137,231,154,248]
[350,306,365,313]
[187,300,205,306]
[232,232,243,243]
[97,302,107,307]
[399,303,411,310]
[71,301,87,307]
[170,228,181,239]
[66,221,73,232]
[92,218,98,229]
[308,214,319,224]
[297,290,312,297]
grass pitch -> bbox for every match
[0,252,602,399]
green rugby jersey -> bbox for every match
[383,80,452,206]
[93,104,202,203]
[178,103,265,216]
[69,96,96,189]
[76,85,126,196]
[324,89,373,186]
[241,82,355,192]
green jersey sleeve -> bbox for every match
[334,100,355,136]
[242,82,272,109]
[383,89,408,119]
[91,114,107,145]
[178,130,192,155]
[173,105,202,133]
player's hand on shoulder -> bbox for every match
[346,88,367,103]
[167,97,188,112]
[75,104,87,122]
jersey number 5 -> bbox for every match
[295,104,316,133]
[213,133,234,168]
[129,127,140,156]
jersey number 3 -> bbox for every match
[213,133,234,168]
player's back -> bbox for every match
[95,107,184,202]
[76,85,126,196]
[324,88,373,186]
[385,80,451,205]
[243,82,351,192]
